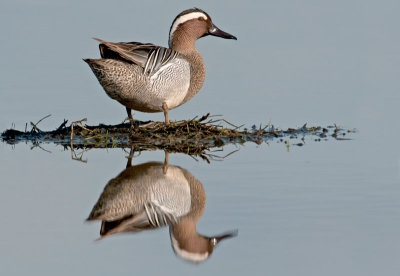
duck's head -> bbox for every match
[168,8,237,50]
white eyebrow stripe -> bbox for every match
[169,12,208,39]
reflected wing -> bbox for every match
[98,203,179,238]
[94,38,179,76]
[143,202,179,227]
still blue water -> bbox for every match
[1,1,399,275]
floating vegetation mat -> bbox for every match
[1,113,355,158]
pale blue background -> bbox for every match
[1,0,399,275]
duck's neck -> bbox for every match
[171,219,198,238]
[170,32,197,52]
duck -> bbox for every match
[87,151,237,263]
[83,8,237,131]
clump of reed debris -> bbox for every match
[1,113,355,156]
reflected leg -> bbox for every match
[163,151,169,174]
[126,145,134,168]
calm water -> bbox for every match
[1,1,400,275]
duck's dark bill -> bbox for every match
[208,230,239,245]
[209,25,237,40]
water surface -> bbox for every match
[1,0,400,275]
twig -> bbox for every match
[30,141,52,153]
[30,122,41,133]
[37,144,52,153]
[233,124,245,131]
[36,114,51,125]
[30,114,51,133]
[71,146,94,163]
[188,155,199,162]
[198,113,210,122]
[70,118,88,143]
[56,119,68,131]
[139,121,157,128]
[190,115,199,121]
[70,118,88,159]
[220,119,239,128]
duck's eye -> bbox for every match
[198,17,205,21]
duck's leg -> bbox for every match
[162,102,170,125]
[126,107,134,134]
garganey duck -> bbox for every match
[84,8,236,130]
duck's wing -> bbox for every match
[94,38,179,76]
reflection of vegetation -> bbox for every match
[1,113,355,157]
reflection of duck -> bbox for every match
[87,152,237,263]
